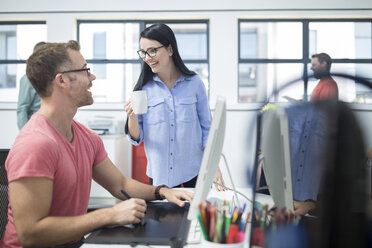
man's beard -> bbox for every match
[314,70,330,79]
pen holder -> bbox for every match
[201,239,245,248]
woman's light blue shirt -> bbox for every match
[127,74,211,187]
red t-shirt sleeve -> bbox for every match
[6,131,59,183]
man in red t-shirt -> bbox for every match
[0,41,193,248]
[310,53,338,102]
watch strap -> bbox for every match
[155,184,168,200]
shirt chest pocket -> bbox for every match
[145,97,166,125]
[175,96,197,123]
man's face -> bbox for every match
[311,57,327,79]
[64,50,96,107]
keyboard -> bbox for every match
[186,218,202,244]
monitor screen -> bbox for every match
[261,108,294,211]
[187,97,226,220]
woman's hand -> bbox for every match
[124,100,137,120]
[124,100,140,140]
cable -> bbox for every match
[220,153,242,208]
[212,181,253,204]
[214,153,254,205]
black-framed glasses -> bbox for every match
[59,68,91,76]
[137,46,164,59]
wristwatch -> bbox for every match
[155,184,168,200]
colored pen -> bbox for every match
[209,205,216,241]
[226,224,239,244]
[242,203,246,213]
[225,211,231,236]
[196,211,209,241]
[221,207,226,243]
[243,212,251,232]
[215,209,224,243]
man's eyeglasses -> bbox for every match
[137,46,164,59]
[59,68,91,77]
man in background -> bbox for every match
[310,52,338,102]
[16,41,46,129]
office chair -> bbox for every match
[0,149,9,240]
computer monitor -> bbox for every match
[187,97,226,220]
[261,108,294,211]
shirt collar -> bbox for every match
[153,73,190,86]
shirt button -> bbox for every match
[171,139,174,142]
[297,179,301,182]
[170,167,173,170]
[299,164,303,167]
[304,135,307,138]
[170,109,173,112]
[171,124,174,127]
[170,153,173,156]
[302,150,305,153]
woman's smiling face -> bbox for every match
[139,38,173,75]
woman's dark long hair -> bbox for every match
[133,23,196,91]
[125,23,196,134]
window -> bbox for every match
[0,22,47,102]
[165,23,209,93]
[78,21,209,103]
[93,32,107,79]
[239,19,372,103]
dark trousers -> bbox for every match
[149,176,198,188]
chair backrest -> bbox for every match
[0,149,9,240]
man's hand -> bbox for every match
[160,188,193,207]
[293,200,316,216]
[110,198,147,226]
[214,167,225,191]
[367,148,372,165]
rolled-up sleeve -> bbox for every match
[126,115,144,145]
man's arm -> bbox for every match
[367,148,372,165]
[9,176,146,247]
[92,157,193,206]
[293,200,316,216]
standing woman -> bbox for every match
[124,23,224,188]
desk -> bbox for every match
[82,188,274,248]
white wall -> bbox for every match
[1,0,372,188]
[1,0,372,12]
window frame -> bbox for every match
[76,19,210,103]
[0,21,46,102]
[238,18,372,103]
